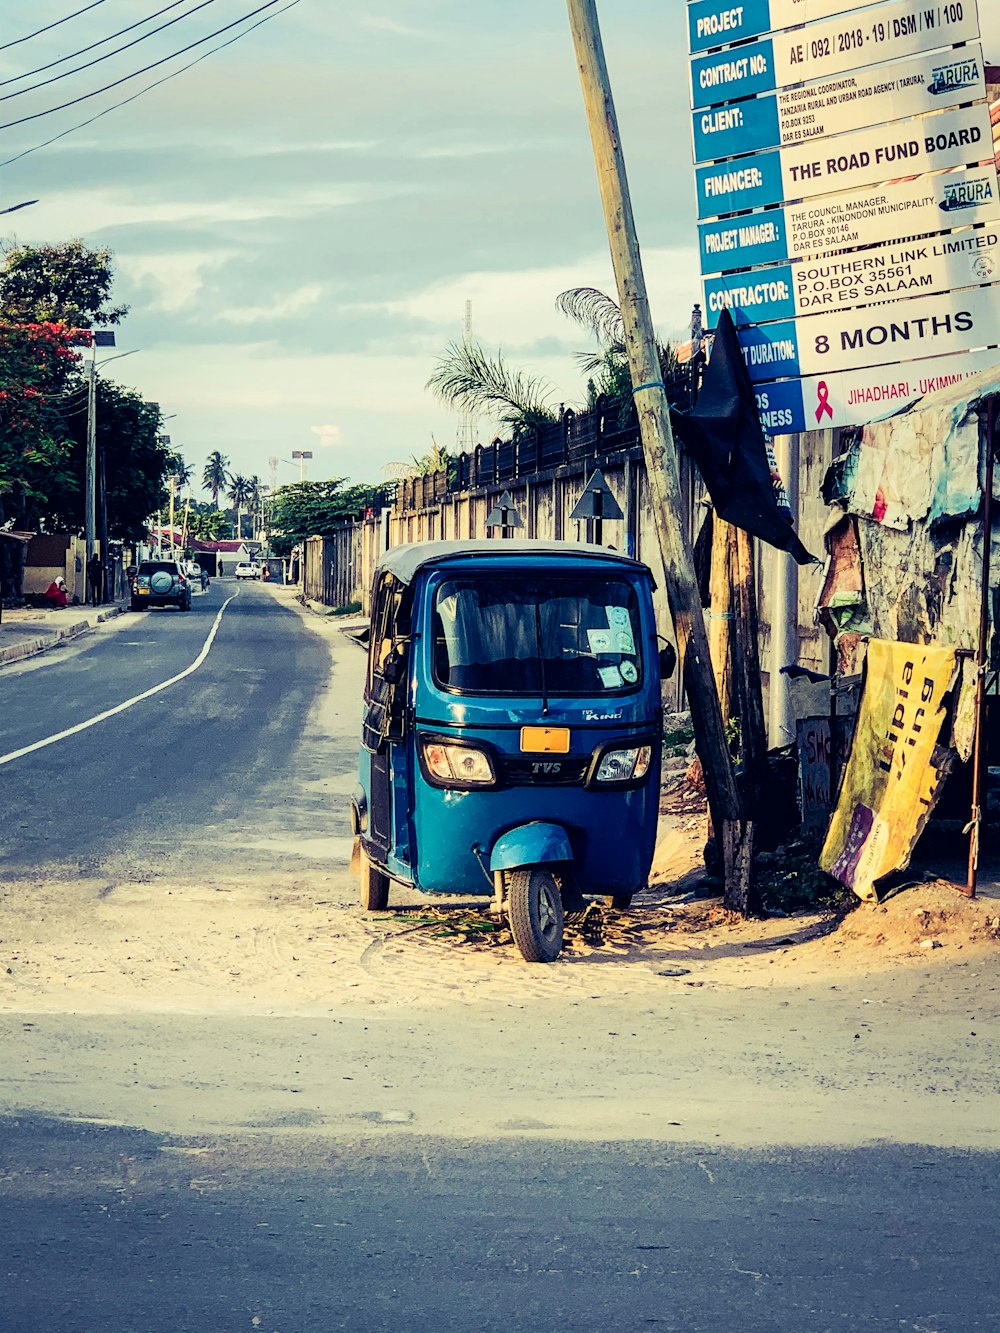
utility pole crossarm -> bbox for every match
[566,0,745,861]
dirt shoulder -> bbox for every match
[1,585,997,1149]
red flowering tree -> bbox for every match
[0,321,80,528]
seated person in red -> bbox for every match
[44,576,69,608]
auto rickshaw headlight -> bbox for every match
[593,744,652,785]
[422,741,496,787]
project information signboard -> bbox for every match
[690,0,980,109]
[736,281,1000,382]
[691,44,986,163]
[702,227,1000,326]
[698,165,1000,274]
[685,0,995,436]
[688,0,895,55]
[696,100,992,218]
[752,346,1000,436]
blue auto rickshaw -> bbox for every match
[351,540,675,963]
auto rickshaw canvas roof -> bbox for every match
[374,539,653,588]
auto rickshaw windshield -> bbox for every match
[431,575,644,696]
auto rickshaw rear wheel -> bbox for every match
[508,867,564,963]
[360,849,390,911]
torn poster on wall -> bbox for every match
[820,639,958,901]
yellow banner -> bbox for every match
[820,639,957,901]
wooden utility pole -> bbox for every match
[707,514,767,912]
[567,0,746,885]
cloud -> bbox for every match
[310,423,343,447]
[359,15,428,38]
[219,283,326,326]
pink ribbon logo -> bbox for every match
[815,381,834,423]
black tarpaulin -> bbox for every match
[671,309,815,565]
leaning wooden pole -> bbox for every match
[566,0,743,871]
[966,394,997,898]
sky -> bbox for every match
[2,1,999,494]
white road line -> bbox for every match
[0,594,238,769]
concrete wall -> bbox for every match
[307,431,838,713]
[23,534,88,603]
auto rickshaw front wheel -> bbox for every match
[360,849,390,912]
[507,867,564,963]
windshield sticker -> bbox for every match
[606,607,635,653]
[598,664,624,689]
[588,628,614,653]
[620,661,638,685]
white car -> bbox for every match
[234,561,258,580]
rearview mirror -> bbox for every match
[658,642,677,681]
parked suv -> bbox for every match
[131,560,191,612]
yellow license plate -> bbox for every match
[520,726,570,754]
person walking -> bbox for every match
[87,552,103,605]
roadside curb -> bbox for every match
[0,605,126,667]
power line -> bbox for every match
[0,0,220,105]
[0,1,110,53]
[0,0,284,132]
[0,0,302,168]
[0,1,192,89]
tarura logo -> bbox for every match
[940,178,994,212]
[928,59,980,94]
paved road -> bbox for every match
[0,584,996,1333]
[0,580,343,882]
[2,1116,997,1333]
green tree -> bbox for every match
[426,340,557,440]
[167,454,193,490]
[202,450,229,507]
[0,321,80,528]
[0,239,128,329]
[186,504,231,541]
[42,381,170,541]
[268,479,380,548]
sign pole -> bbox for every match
[966,393,997,898]
[85,340,97,601]
[567,0,745,892]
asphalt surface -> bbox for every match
[1,1117,996,1333]
[0,580,337,880]
[0,582,996,1333]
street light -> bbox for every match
[84,330,116,603]
[291,449,313,481]
[86,340,146,601]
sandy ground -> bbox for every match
[1,585,998,1150]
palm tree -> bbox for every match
[167,454,194,490]
[246,474,263,537]
[556,287,693,416]
[227,473,253,540]
[408,437,450,476]
[202,451,230,508]
[426,340,557,439]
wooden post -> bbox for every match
[967,395,998,898]
[567,0,744,876]
[707,512,766,913]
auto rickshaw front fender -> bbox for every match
[489,822,573,873]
